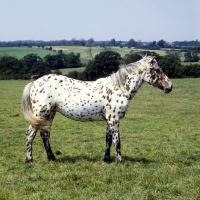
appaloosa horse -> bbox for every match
[22,55,172,163]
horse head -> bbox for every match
[143,56,172,93]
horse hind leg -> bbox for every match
[25,125,38,163]
[40,131,56,161]
[40,111,56,161]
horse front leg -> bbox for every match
[25,125,38,163]
[112,123,122,163]
[113,131,122,163]
[40,131,56,161]
[103,121,122,163]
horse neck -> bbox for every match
[124,70,144,98]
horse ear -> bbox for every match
[148,56,156,65]
[150,56,155,63]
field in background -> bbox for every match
[1,46,200,65]
[0,78,200,199]
[50,46,170,63]
[0,47,57,59]
[58,67,85,75]
[45,46,193,63]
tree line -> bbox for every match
[0,50,200,80]
[1,39,200,49]
[0,53,81,80]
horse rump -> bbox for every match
[22,82,50,131]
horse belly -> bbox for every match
[57,101,105,121]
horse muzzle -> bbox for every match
[164,85,172,93]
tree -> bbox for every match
[101,43,112,52]
[0,56,19,79]
[58,50,63,54]
[122,51,161,65]
[116,41,123,47]
[31,60,51,79]
[165,50,181,61]
[85,45,94,60]
[149,41,156,47]
[63,52,81,68]
[184,50,199,62]
[44,54,58,70]
[71,38,79,45]
[182,64,200,78]
[22,54,42,72]
[79,38,86,46]
[109,38,116,46]
[157,39,166,48]
[53,54,65,69]
[127,39,138,47]
[122,53,141,64]
[84,51,122,81]
[158,56,182,78]
[0,56,31,80]
[87,38,95,46]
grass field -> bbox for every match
[0,47,57,59]
[1,78,200,199]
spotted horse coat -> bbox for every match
[22,55,172,163]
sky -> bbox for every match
[0,0,200,42]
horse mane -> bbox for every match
[106,55,151,89]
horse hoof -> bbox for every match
[25,157,33,163]
[117,159,123,163]
[103,156,112,163]
[48,156,56,161]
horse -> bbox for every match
[22,55,172,163]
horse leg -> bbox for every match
[40,111,56,161]
[103,125,113,162]
[112,129,122,163]
[25,125,38,163]
[40,131,56,161]
[103,121,122,163]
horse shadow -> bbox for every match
[56,155,156,164]
[56,155,100,163]
[122,156,156,164]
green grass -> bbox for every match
[1,78,200,199]
[0,47,57,59]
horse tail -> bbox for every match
[22,82,50,131]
